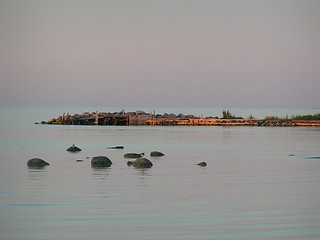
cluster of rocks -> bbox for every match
[37,109,201,126]
[254,120,320,127]
[123,151,165,168]
[27,145,207,169]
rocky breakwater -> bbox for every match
[254,120,320,127]
[38,110,320,127]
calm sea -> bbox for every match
[1,106,320,240]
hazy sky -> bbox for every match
[1,0,319,108]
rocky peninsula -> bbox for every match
[39,110,320,127]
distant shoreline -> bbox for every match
[37,110,320,127]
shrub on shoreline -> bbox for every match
[222,110,243,119]
[264,113,320,121]
[291,113,320,120]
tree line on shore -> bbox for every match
[264,113,320,121]
[222,110,320,121]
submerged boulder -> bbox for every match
[67,144,82,152]
[130,157,153,168]
[197,162,207,167]
[150,151,165,157]
[107,146,124,149]
[91,156,112,167]
[124,153,144,158]
[27,158,50,168]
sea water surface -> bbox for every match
[0,106,320,240]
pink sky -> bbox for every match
[1,0,319,108]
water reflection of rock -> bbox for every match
[134,167,152,178]
[27,169,47,182]
[91,167,111,180]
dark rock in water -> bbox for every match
[124,153,144,158]
[131,157,153,168]
[197,162,207,167]
[76,159,84,162]
[305,156,320,159]
[150,151,165,157]
[67,144,82,152]
[91,156,112,167]
[27,158,50,168]
[108,146,124,149]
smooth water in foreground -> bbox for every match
[0,107,320,240]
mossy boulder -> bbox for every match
[150,151,165,157]
[131,157,153,168]
[67,144,81,152]
[27,158,50,168]
[124,153,143,158]
[197,162,207,167]
[91,156,112,168]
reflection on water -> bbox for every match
[27,168,48,181]
[133,167,152,178]
[91,167,111,180]
[1,114,320,240]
